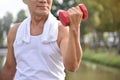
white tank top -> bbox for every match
[13,14,65,80]
[13,35,65,80]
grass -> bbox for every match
[82,49,120,68]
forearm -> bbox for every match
[64,25,82,71]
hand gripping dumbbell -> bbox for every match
[59,4,88,26]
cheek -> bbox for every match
[48,0,53,5]
[48,1,53,9]
[28,3,36,10]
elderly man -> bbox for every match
[0,0,83,80]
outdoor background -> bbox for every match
[0,0,120,80]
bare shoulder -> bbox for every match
[8,23,20,42]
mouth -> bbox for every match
[36,5,48,10]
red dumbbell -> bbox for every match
[59,4,88,26]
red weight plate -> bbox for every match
[79,4,88,20]
[59,11,70,26]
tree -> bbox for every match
[0,19,3,38]
[98,0,120,53]
[111,0,120,54]
[80,0,120,53]
[0,19,3,44]
[15,9,27,23]
[2,12,13,34]
[0,12,13,46]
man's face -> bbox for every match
[23,0,53,16]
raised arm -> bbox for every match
[58,6,83,72]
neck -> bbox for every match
[30,14,49,36]
[30,14,49,27]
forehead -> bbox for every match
[23,0,53,2]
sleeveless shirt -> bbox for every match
[13,13,65,80]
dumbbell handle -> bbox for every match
[59,4,88,26]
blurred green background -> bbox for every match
[0,0,120,80]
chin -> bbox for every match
[36,11,49,16]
